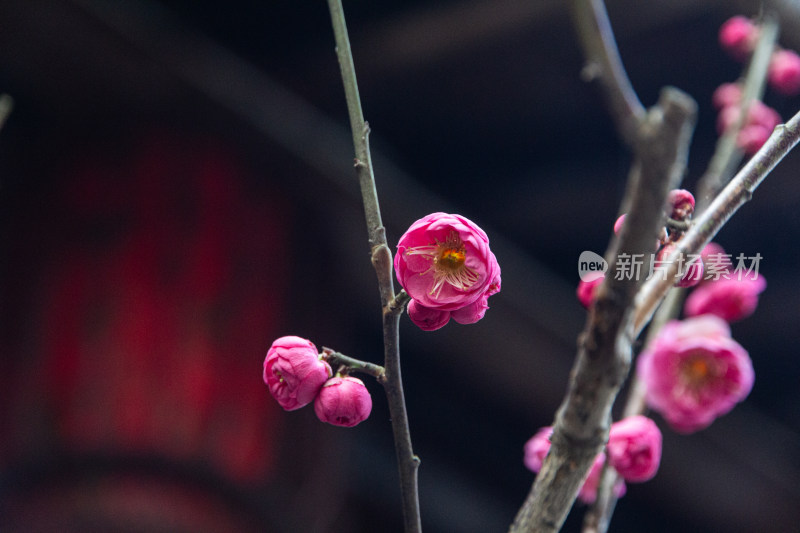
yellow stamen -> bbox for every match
[406,231,479,297]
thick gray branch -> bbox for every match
[509,88,697,533]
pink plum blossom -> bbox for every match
[395,213,501,324]
[314,376,373,427]
[684,274,766,322]
[523,426,625,505]
[719,16,758,59]
[637,315,754,433]
[264,336,332,411]
[768,49,800,96]
[607,416,662,482]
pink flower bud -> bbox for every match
[737,124,772,155]
[523,426,552,473]
[613,214,626,235]
[717,100,780,139]
[712,83,742,110]
[314,376,372,427]
[654,244,704,288]
[613,214,661,249]
[684,274,766,322]
[577,276,603,309]
[768,49,800,96]
[608,416,662,482]
[263,336,332,411]
[719,16,758,59]
[407,300,451,331]
[395,213,501,327]
[667,189,695,220]
[748,100,781,130]
[637,316,754,433]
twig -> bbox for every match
[634,108,800,337]
[570,0,646,147]
[509,88,697,533]
[696,14,779,210]
[322,347,386,381]
[325,2,421,532]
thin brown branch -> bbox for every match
[696,13,779,210]
[325,2,421,532]
[322,347,387,381]
[570,0,646,146]
[509,88,697,533]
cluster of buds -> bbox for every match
[713,82,782,155]
[576,189,700,309]
[263,336,372,427]
[524,415,662,504]
[716,15,800,154]
[719,16,800,96]
[394,213,501,331]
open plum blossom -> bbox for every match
[314,376,372,427]
[263,336,332,411]
[637,315,754,433]
[395,213,500,330]
[607,416,662,483]
[524,427,625,504]
[684,273,767,323]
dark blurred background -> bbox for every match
[1,1,799,532]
